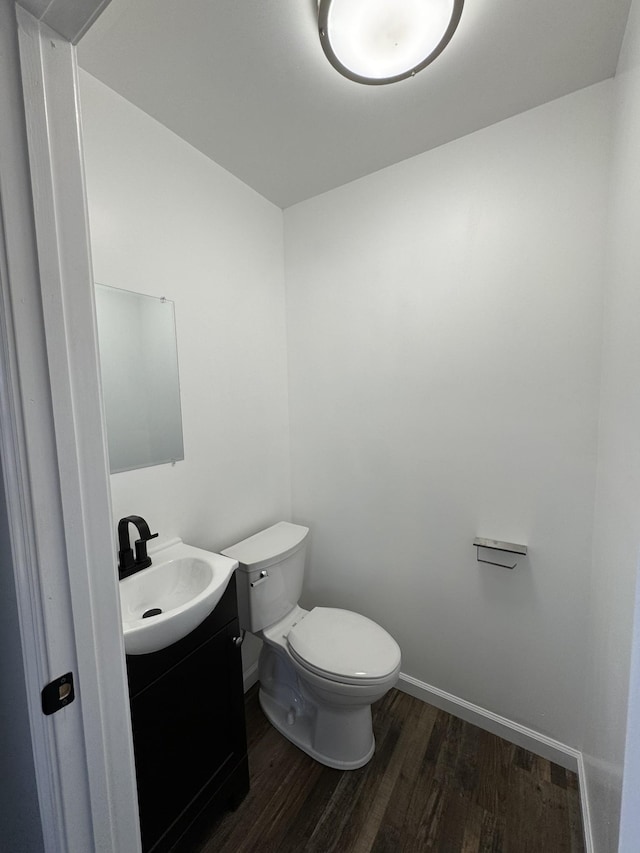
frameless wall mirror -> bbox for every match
[95,283,184,474]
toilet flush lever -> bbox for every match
[250,570,269,588]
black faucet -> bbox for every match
[117,515,158,579]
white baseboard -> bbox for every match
[243,661,259,693]
[400,670,593,850]
[397,672,580,772]
[576,752,594,853]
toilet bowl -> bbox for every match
[222,522,401,769]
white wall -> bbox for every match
[284,83,612,749]
[584,0,640,849]
[80,62,640,846]
[79,71,291,670]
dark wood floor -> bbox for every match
[194,686,585,853]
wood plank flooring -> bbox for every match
[192,687,585,853]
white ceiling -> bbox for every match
[78,0,631,209]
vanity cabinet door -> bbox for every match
[130,618,245,852]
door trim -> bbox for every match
[0,3,141,850]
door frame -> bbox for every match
[0,2,140,850]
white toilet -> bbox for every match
[222,521,401,770]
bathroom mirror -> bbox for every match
[95,283,184,473]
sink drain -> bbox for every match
[142,608,162,619]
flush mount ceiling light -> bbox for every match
[318,0,464,85]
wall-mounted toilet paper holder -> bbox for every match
[473,537,527,569]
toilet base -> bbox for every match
[258,687,375,770]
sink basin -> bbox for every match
[120,539,238,654]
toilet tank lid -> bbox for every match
[221,521,309,572]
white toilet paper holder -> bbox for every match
[473,537,527,569]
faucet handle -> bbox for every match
[134,531,158,570]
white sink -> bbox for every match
[119,539,238,655]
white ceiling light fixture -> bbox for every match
[318,0,464,85]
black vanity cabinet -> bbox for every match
[126,573,249,853]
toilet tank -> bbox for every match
[221,522,309,633]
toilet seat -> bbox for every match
[287,607,401,686]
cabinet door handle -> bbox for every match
[231,635,244,648]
